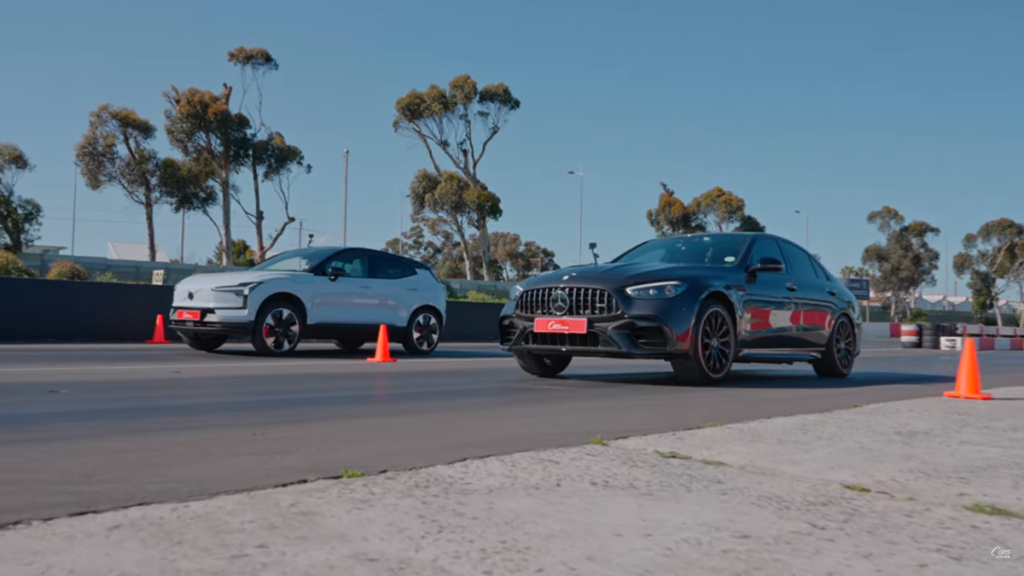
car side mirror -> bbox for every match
[747,257,785,274]
[326,264,346,281]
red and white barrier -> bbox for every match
[940,336,1024,351]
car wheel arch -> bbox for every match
[409,304,444,329]
[697,289,740,332]
[261,292,307,322]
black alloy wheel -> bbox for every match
[813,315,856,378]
[402,308,442,355]
[670,301,735,385]
[251,300,303,356]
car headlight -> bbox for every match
[509,285,524,301]
[625,281,686,299]
[211,282,262,296]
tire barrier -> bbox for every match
[900,323,921,349]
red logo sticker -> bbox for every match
[175,310,201,321]
[534,318,587,334]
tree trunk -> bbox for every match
[454,229,473,280]
[251,159,265,262]
[144,193,156,262]
[994,298,1004,329]
[220,163,232,266]
[478,219,492,281]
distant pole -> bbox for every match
[179,211,185,262]
[71,162,78,256]
[795,210,809,250]
[298,220,303,248]
[568,167,585,264]
[342,149,349,247]
[399,192,405,256]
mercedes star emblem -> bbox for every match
[550,290,570,315]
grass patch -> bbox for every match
[701,423,724,428]
[841,483,872,493]
[854,404,865,408]
[588,435,609,447]
[698,459,729,467]
[339,467,363,479]
[905,496,916,501]
[963,503,1024,521]
[655,450,691,460]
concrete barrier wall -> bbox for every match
[0,277,503,344]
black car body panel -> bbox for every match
[499,232,862,364]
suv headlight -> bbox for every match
[509,285,524,301]
[211,282,262,296]
[625,281,686,299]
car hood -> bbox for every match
[520,262,730,289]
[174,270,306,290]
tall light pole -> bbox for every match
[794,209,809,250]
[179,211,186,263]
[342,149,349,247]
[567,167,584,264]
[71,161,79,256]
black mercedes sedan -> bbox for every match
[498,232,861,384]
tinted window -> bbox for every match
[375,254,416,280]
[613,234,750,266]
[251,247,339,272]
[780,242,818,280]
[322,250,370,278]
[812,259,832,281]
[747,238,786,269]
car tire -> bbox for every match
[251,300,304,356]
[515,352,572,378]
[334,339,365,352]
[402,308,442,355]
[670,300,735,386]
[812,315,856,378]
[182,333,228,352]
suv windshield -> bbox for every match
[251,247,338,272]
[613,234,750,266]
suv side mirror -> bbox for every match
[326,264,346,281]
[747,256,785,274]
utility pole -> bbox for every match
[795,209,809,250]
[399,191,405,256]
[298,220,303,248]
[71,161,78,256]
[342,149,349,247]
[179,211,185,263]
[568,167,585,265]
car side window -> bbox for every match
[374,254,415,280]
[748,238,786,270]
[323,251,370,278]
[779,242,819,280]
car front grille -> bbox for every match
[522,331,604,348]
[515,287,621,317]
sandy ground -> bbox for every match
[2,387,1023,576]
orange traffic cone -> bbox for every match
[367,324,396,363]
[147,314,171,344]
[943,337,991,400]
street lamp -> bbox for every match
[71,161,79,257]
[567,167,585,264]
[794,209,809,250]
[342,149,349,247]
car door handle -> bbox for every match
[786,283,798,292]
[827,289,838,296]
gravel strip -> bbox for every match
[2,387,1023,576]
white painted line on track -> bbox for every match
[0,356,510,374]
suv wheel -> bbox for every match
[812,315,856,378]
[182,333,228,352]
[670,301,735,385]
[515,352,572,378]
[402,308,442,355]
[251,300,303,356]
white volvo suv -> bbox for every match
[169,246,447,356]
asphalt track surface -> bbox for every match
[1,339,1022,526]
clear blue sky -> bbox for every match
[2,0,1021,295]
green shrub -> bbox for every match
[464,290,506,303]
[0,251,38,278]
[91,271,121,283]
[46,260,89,281]
[906,308,931,323]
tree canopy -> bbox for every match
[953,218,1024,328]
[0,143,43,253]
[393,74,519,280]
[646,183,764,236]
[860,206,941,321]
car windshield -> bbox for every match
[250,247,338,272]
[612,234,750,266]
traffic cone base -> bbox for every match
[367,324,396,363]
[943,337,990,400]
[147,314,171,344]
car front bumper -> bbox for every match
[498,295,699,359]
[168,307,254,337]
